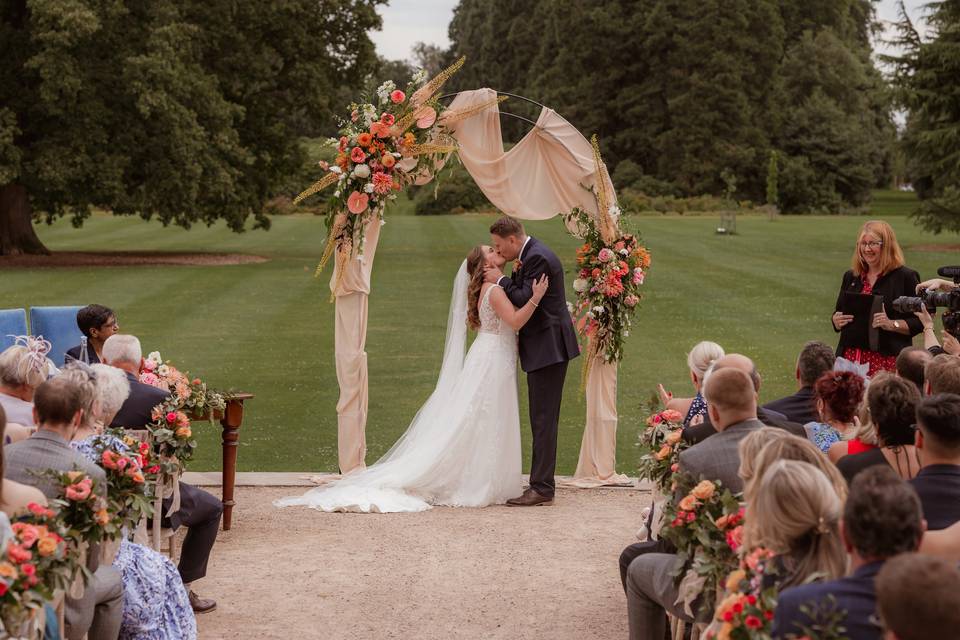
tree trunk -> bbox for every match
[0,183,50,255]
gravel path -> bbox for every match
[195,486,645,639]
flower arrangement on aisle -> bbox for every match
[140,351,225,420]
[293,56,506,286]
[0,503,76,634]
[637,409,688,495]
[41,471,114,548]
[561,138,650,377]
[88,431,157,532]
[659,475,744,619]
[147,401,197,476]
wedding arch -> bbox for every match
[295,59,647,487]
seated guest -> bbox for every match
[0,336,53,427]
[101,334,221,613]
[896,346,933,391]
[876,553,960,640]
[910,393,960,531]
[624,368,765,638]
[924,353,960,396]
[60,364,198,639]
[0,404,48,516]
[837,373,921,483]
[735,427,790,490]
[657,340,725,428]
[65,304,119,365]
[683,354,804,444]
[4,376,122,640]
[803,370,865,453]
[744,433,848,506]
[619,368,763,590]
[828,399,876,463]
[773,465,924,640]
[763,340,835,425]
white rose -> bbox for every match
[573,278,589,293]
[157,364,169,377]
[147,351,162,363]
[619,249,629,256]
[592,306,605,314]
[352,164,371,179]
[364,183,375,193]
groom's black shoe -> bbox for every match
[506,488,553,507]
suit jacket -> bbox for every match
[682,407,804,445]
[834,266,922,357]
[498,236,580,372]
[678,418,764,495]
[762,386,818,426]
[110,371,170,429]
[773,561,884,640]
[65,344,101,365]
[4,430,107,502]
[909,464,960,531]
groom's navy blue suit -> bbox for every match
[498,236,579,497]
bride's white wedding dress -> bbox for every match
[275,262,522,513]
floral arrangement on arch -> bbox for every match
[0,503,76,634]
[293,56,505,284]
[659,474,744,620]
[140,351,225,420]
[637,408,688,495]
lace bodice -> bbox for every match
[478,285,516,342]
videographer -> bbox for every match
[916,307,959,356]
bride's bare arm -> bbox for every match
[488,275,549,330]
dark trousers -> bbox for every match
[527,360,568,498]
[619,537,676,593]
[162,481,223,584]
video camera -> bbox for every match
[893,266,960,338]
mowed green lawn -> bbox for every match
[1,206,956,473]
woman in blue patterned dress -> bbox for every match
[802,370,865,454]
[658,341,725,428]
[62,363,197,640]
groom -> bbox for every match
[485,216,580,506]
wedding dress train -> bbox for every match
[275,263,522,513]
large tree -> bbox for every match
[889,0,960,233]
[0,0,383,255]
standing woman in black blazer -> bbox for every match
[832,220,922,376]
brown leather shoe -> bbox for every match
[506,488,554,507]
[189,590,217,614]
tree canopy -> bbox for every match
[0,0,383,254]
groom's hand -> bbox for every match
[483,264,504,284]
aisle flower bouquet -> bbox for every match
[140,351,225,420]
[637,409,688,495]
[88,431,157,531]
[660,476,744,618]
[42,471,114,546]
[147,401,197,475]
[562,206,650,364]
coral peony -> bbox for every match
[380,113,395,126]
[350,147,367,163]
[347,191,369,214]
[7,542,31,564]
[390,89,406,103]
[65,478,93,501]
[370,121,391,138]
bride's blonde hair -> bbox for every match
[466,246,486,330]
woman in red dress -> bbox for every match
[831,220,922,376]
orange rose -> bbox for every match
[381,154,396,168]
[665,430,682,445]
[691,480,717,501]
[678,494,699,512]
[94,509,110,526]
[0,562,16,578]
[357,132,373,147]
[175,426,192,439]
[37,537,58,557]
[654,445,672,461]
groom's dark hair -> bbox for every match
[490,216,524,238]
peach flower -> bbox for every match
[415,107,437,128]
[37,538,58,557]
[665,430,682,445]
[677,494,699,512]
[175,426,192,439]
[381,154,396,169]
[390,89,406,103]
[691,480,716,501]
[654,445,672,461]
[347,191,369,215]
[357,132,373,147]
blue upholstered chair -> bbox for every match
[28,306,83,366]
[0,309,29,352]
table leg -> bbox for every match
[220,399,244,530]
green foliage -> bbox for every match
[766,151,779,207]
[447,0,893,213]
[888,0,960,234]
[410,161,492,215]
[0,0,383,238]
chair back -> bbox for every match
[28,306,83,366]
[0,308,29,352]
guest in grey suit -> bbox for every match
[625,367,764,640]
[3,376,123,640]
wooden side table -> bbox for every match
[219,393,253,530]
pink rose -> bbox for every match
[142,359,156,372]
[624,294,639,308]
[390,89,406,104]
[598,248,615,263]
[415,107,437,129]
[633,267,645,285]
[350,147,366,163]
[65,478,93,501]
[7,542,31,564]
[380,113,395,126]
[116,457,129,471]
[347,191,369,215]
[139,372,160,387]
[165,412,177,424]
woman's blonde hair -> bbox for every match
[687,341,725,382]
[0,342,51,389]
[738,428,790,488]
[745,435,848,504]
[746,460,847,589]
[851,220,904,277]
[58,364,100,430]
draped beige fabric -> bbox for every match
[448,89,625,486]
[446,88,617,225]
[331,219,381,474]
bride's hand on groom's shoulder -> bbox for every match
[483,264,503,284]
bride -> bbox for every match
[275,245,549,513]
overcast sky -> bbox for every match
[370,0,931,63]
